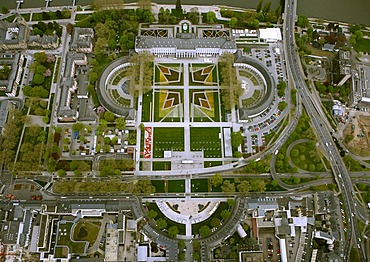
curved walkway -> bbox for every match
[96,56,135,118]
[235,51,276,118]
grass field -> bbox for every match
[152,161,171,171]
[204,161,223,168]
[57,221,87,254]
[152,180,165,193]
[167,180,185,193]
[142,91,153,122]
[354,39,370,53]
[153,127,184,157]
[190,127,222,158]
[72,220,100,247]
[54,246,69,258]
[191,179,209,192]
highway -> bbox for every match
[284,0,366,260]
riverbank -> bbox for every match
[2,0,369,26]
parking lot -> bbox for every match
[259,229,281,262]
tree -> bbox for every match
[168,226,179,237]
[34,52,48,64]
[36,65,47,75]
[1,6,9,14]
[237,180,251,193]
[104,111,115,122]
[66,23,74,35]
[250,179,266,192]
[29,86,49,98]
[262,1,272,15]
[178,240,186,250]
[74,170,82,176]
[156,218,167,229]
[178,252,185,261]
[297,15,309,28]
[211,218,221,228]
[147,209,157,219]
[227,198,235,207]
[206,11,216,23]
[220,209,231,220]
[138,0,151,10]
[211,174,223,187]
[57,169,66,177]
[187,11,199,24]
[72,123,84,131]
[115,117,126,130]
[199,225,211,237]
[33,74,45,85]
[176,0,182,11]
[256,0,263,12]
[133,180,155,194]
[222,180,236,193]
[231,131,244,148]
[229,17,238,28]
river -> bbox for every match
[2,0,370,26]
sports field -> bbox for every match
[190,127,222,158]
[153,127,184,157]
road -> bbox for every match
[283,0,366,260]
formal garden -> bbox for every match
[189,63,218,86]
[154,89,184,122]
[154,63,183,85]
[190,90,220,122]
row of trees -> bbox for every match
[219,53,243,111]
[211,174,266,193]
[32,21,62,37]
[99,159,134,176]
[0,109,24,167]
[128,52,154,97]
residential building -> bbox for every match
[0,16,29,51]
[70,28,94,53]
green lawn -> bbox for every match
[152,180,165,193]
[75,13,92,21]
[54,246,68,258]
[204,161,223,168]
[354,39,370,53]
[72,220,100,247]
[190,127,222,158]
[142,91,153,122]
[153,127,184,157]
[191,179,209,192]
[167,180,185,193]
[152,161,171,171]
[57,221,87,254]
